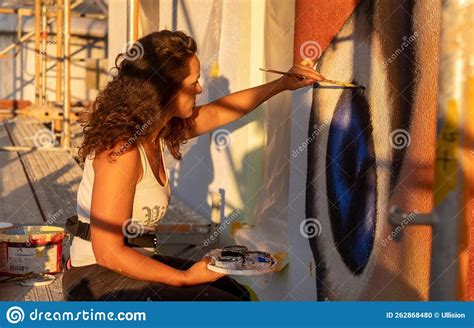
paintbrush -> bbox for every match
[259,68,365,89]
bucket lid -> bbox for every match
[0,222,13,229]
[0,225,64,243]
[17,274,56,287]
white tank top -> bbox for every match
[70,141,171,267]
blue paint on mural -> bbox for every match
[326,89,377,274]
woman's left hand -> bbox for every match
[279,58,326,91]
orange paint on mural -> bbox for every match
[463,77,474,300]
[293,0,358,64]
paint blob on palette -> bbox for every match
[206,245,276,275]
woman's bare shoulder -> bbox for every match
[92,142,142,181]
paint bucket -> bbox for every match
[0,225,67,276]
[0,222,13,231]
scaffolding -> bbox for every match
[0,0,108,152]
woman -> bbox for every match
[62,30,324,301]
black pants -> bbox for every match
[62,254,250,301]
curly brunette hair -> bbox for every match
[78,30,198,161]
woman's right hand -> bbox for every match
[183,258,226,286]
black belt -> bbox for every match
[65,215,156,248]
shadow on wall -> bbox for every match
[169,74,264,228]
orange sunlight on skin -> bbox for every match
[169,55,203,119]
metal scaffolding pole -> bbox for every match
[34,0,41,106]
[127,0,139,43]
[56,0,64,103]
[429,0,472,300]
[41,2,47,106]
[61,0,71,148]
[0,0,84,58]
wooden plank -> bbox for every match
[0,118,82,302]
[156,223,211,234]
[0,273,64,301]
[23,274,64,302]
[4,118,83,225]
[0,283,26,301]
[0,99,32,110]
[1,119,67,301]
[0,122,43,224]
[46,273,64,301]
[163,196,209,224]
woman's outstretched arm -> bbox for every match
[187,59,324,139]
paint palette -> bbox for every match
[206,246,276,275]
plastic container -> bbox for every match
[0,222,13,231]
[0,225,66,276]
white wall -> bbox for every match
[156,0,266,240]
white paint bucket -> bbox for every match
[0,222,13,231]
[0,225,67,276]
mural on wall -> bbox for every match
[299,0,441,300]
